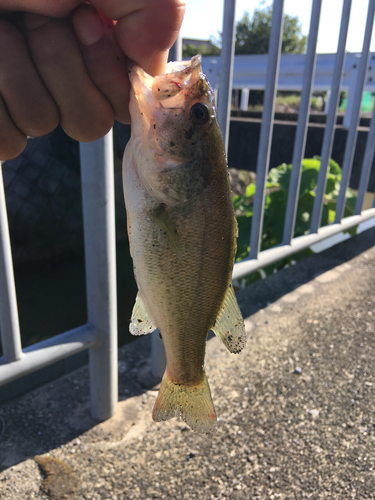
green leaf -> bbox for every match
[325,174,336,195]
[344,225,358,236]
[299,168,319,196]
[328,158,341,177]
[233,194,248,211]
[235,216,252,261]
[268,163,290,186]
[301,158,320,171]
[245,183,256,198]
[328,208,336,224]
[233,157,358,278]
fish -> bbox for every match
[122,55,246,433]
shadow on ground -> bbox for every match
[0,333,151,471]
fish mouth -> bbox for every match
[128,55,203,137]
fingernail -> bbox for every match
[73,8,104,47]
[24,13,50,30]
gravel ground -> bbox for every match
[1,228,375,500]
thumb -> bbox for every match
[91,0,185,75]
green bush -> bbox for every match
[233,157,357,283]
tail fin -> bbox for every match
[152,371,217,433]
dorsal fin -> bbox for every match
[211,284,246,354]
[130,293,157,336]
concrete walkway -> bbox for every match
[1,228,375,500]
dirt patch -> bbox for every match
[34,455,80,500]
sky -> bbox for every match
[180,0,375,54]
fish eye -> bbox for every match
[189,102,210,126]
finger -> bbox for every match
[91,0,185,75]
[0,0,82,18]
[0,18,59,137]
[71,4,130,124]
[24,13,115,142]
[0,96,27,160]
[90,0,185,23]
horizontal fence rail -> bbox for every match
[0,325,97,387]
[233,208,375,281]
[202,52,375,94]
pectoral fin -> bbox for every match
[130,293,157,336]
[211,284,246,354]
[151,206,182,258]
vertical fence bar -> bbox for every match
[240,88,250,111]
[282,0,322,245]
[354,110,375,214]
[168,32,182,63]
[217,0,237,154]
[0,162,23,362]
[310,0,352,233]
[80,131,118,421]
[334,0,375,223]
[249,0,284,259]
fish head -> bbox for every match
[128,55,224,205]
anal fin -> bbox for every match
[211,284,246,354]
[130,293,157,336]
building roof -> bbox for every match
[182,38,218,49]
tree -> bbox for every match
[235,7,307,55]
[182,42,221,59]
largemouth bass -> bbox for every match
[123,55,246,433]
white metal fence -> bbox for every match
[204,51,375,126]
[224,0,375,281]
[0,134,117,420]
[1,0,375,418]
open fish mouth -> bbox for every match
[128,55,204,136]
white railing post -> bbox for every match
[80,131,118,420]
[169,32,182,62]
[310,0,352,233]
[250,0,285,259]
[355,108,375,214]
[335,0,375,223]
[282,0,322,244]
[217,0,237,154]
[0,161,23,363]
[240,88,250,111]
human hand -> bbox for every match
[0,0,185,160]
